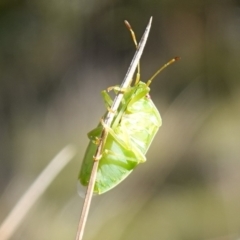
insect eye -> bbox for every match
[145,94,151,99]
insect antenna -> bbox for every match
[124,20,141,85]
[146,56,180,86]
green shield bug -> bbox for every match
[78,20,179,195]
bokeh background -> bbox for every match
[1,0,240,239]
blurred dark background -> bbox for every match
[1,0,240,239]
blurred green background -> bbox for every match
[1,0,240,239]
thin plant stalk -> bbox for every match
[75,17,152,240]
[0,145,76,240]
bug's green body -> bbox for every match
[79,81,161,194]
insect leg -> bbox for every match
[87,126,103,143]
[101,90,116,114]
[100,119,146,164]
[107,85,129,94]
[101,90,113,108]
